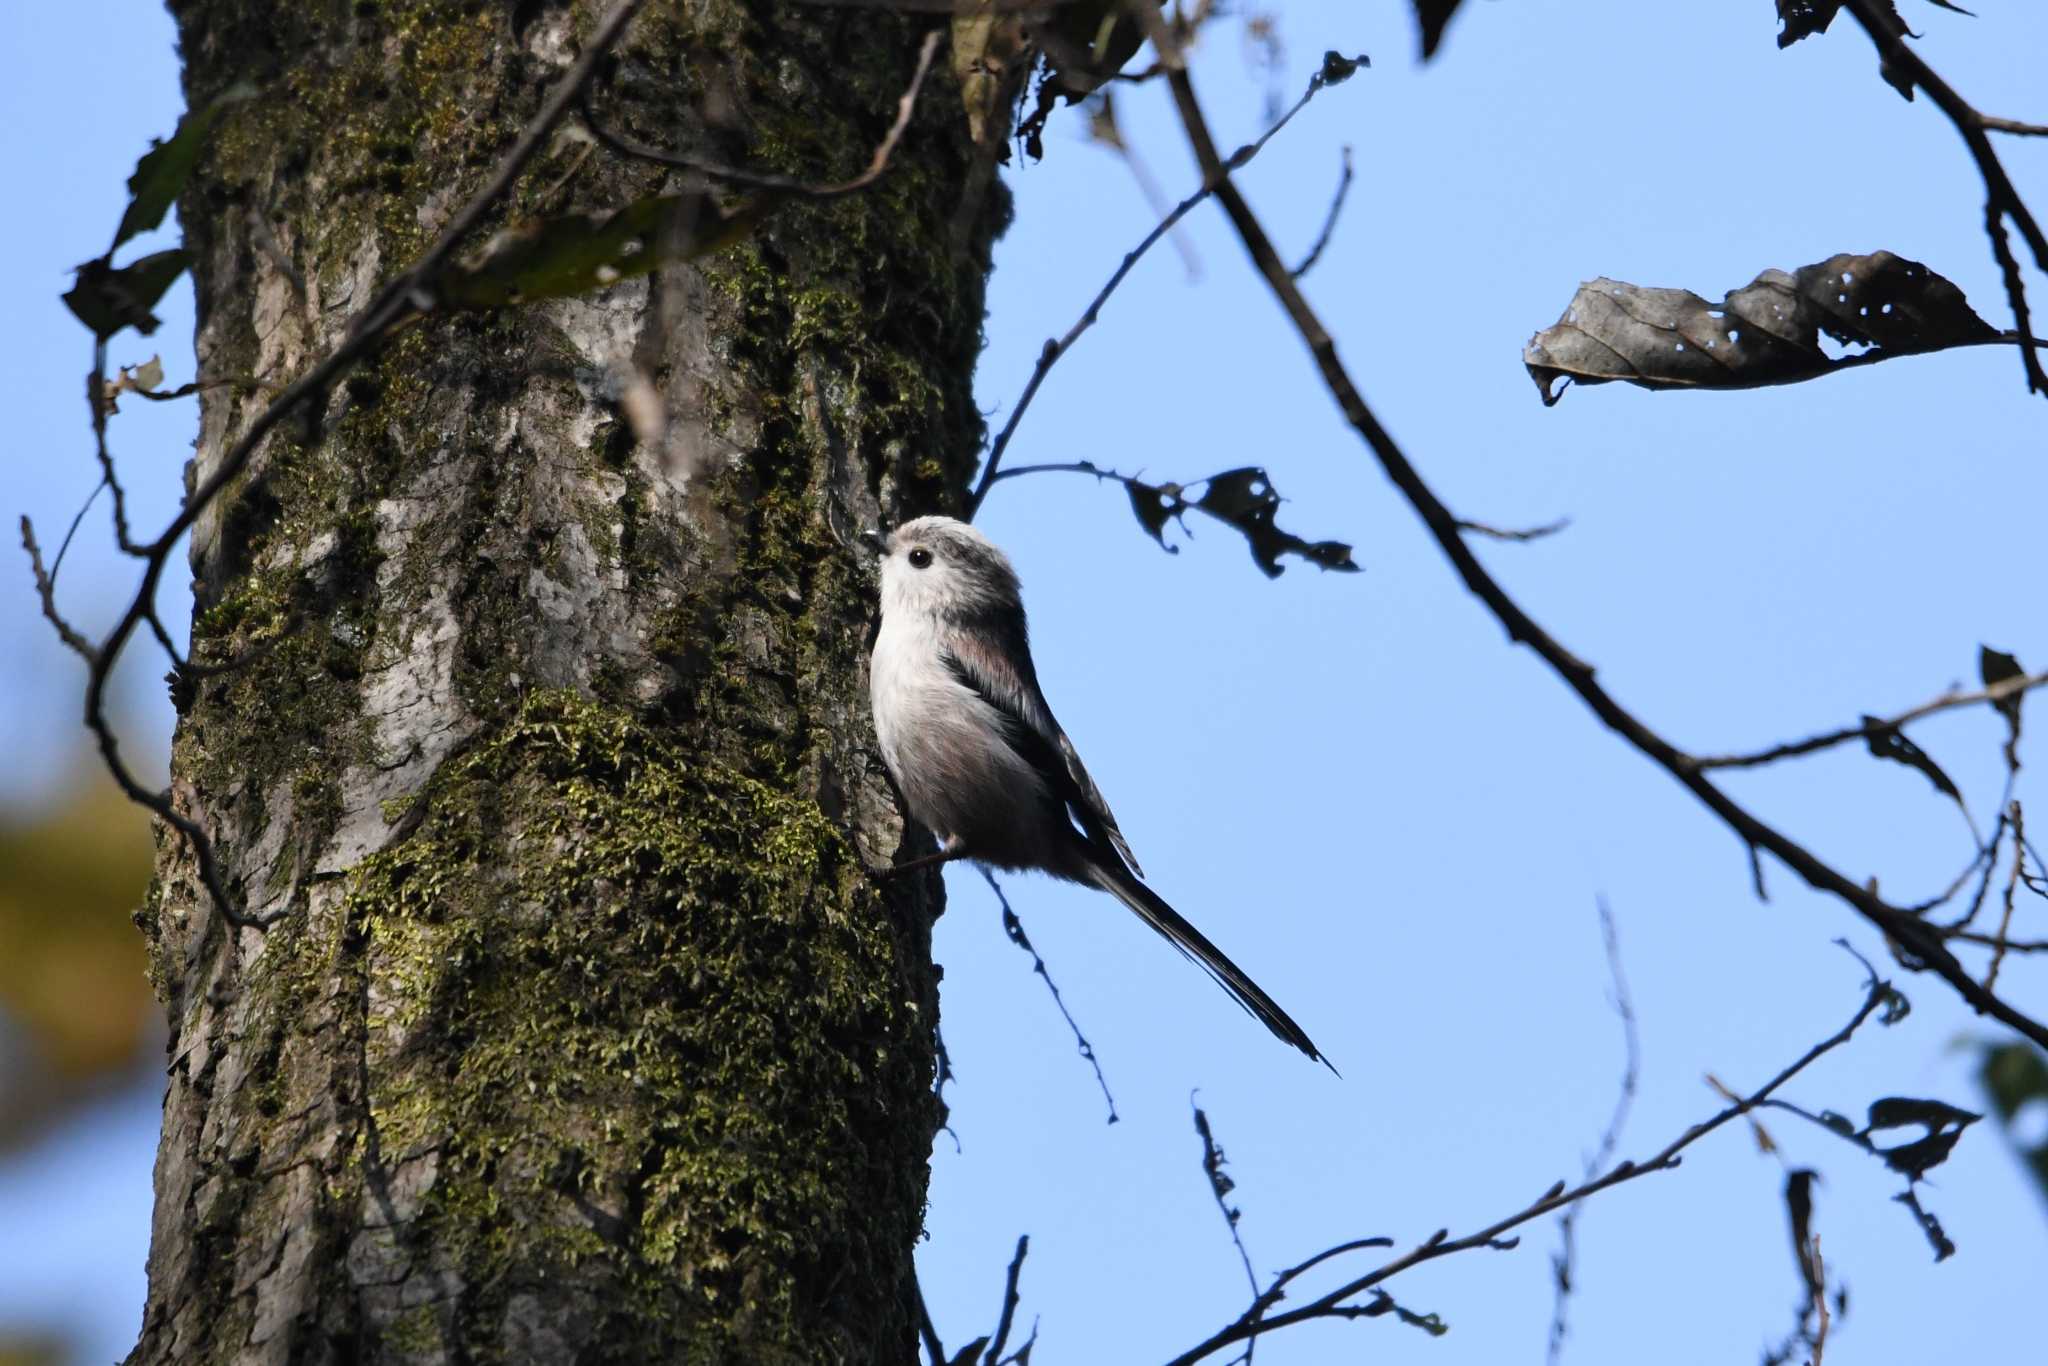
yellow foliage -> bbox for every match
[0,766,155,1080]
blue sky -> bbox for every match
[4,3,2046,1363]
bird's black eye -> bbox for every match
[907,547,933,569]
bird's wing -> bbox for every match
[940,623,1143,876]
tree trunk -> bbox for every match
[134,2,996,1360]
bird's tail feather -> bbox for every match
[1086,859,1333,1072]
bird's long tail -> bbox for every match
[1085,858,1333,1072]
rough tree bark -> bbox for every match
[132,2,998,1360]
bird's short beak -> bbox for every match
[857,527,888,556]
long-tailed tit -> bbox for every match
[865,516,1327,1066]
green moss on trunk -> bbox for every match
[136,0,998,1359]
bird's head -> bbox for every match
[868,515,1024,624]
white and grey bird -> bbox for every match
[865,515,1327,1067]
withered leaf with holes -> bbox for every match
[1122,467,1360,578]
[1524,251,1999,404]
[1860,714,1963,805]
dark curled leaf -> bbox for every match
[1192,1103,1238,1210]
[1775,0,1847,46]
[1878,985,1911,1025]
[1774,2,1930,99]
[1980,645,2025,751]
[438,193,761,309]
[1864,1096,1981,1181]
[1524,251,1998,405]
[63,249,191,339]
[1859,715,1962,804]
[1194,468,1361,578]
[1880,1129,1970,1179]
[1122,468,1360,577]
[1865,1096,1982,1132]
[1317,51,1367,87]
[1411,0,1467,59]
[114,83,258,251]
[1784,1169,1821,1304]
[1124,478,1187,553]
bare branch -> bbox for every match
[1842,0,2048,394]
[1455,515,1571,544]
[1289,145,1353,281]
[1142,25,2048,1052]
[1695,670,2048,772]
[1985,801,2028,990]
[1161,967,1894,1364]
[917,1281,948,1366]
[981,869,1118,1124]
[964,52,1365,518]
[1982,114,2048,137]
[986,1235,1030,1365]
[1546,900,1641,1366]
[1191,1100,1259,1363]
[22,518,100,665]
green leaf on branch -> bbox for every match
[438,193,764,309]
[63,249,190,339]
[113,82,258,251]
[1976,1042,2048,1201]
[1525,251,1999,404]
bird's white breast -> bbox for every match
[871,612,1048,846]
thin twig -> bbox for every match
[1455,515,1571,544]
[917,1279,948,1366]
[1986,802,2027,991]
[579,30,941,198]
[46,476,108,585]
[981,868,1118,1123]
[27,0,654,931]
[1160,967,1894,1365]
[23,520,100,664]
[1144,26,2048,1053]
[1842,0,2048,395]
[964,57,1358,518]
[1191,1099,1260,1364]
[986,1235,1030,1364]
[1695,670,2048,771]
[1087,91,1202,279]
[1289,145,1352,280]
[1948,928,2048,953]
[87,340,141,557]
[1546,900,1641,1366]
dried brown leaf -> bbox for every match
[1526,251,1998,404]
